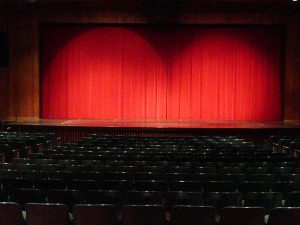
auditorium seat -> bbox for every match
[0,143,18,163]
[76,171,103,180]
[244,192,283,212]
[194,166,217,174]
[204,181,236,192]
[165,191,203,210]
[104,172,133,181]
[272,181,300,198]
[166,165,191,174]
[0,162,13,169]
[28,153,45,161]
[47,189,84,210]
[285,191,300,207]
[221,174,246,183]
[247,174,276,184]
[0,202,25,225]
[219,167,241,174]
[276,162,297,168]
[66,179,100,192]
[1,177,34,189]
[138,165,163,173]
[100,180,133,192]
[135,180,166,191]
[219,207,266,225]
[294,167,300,174]
[135,172,164,181]
[168,181,203,192]
[165,173,193,182]
[267,207,300,225]
[81,159,105,166]
[12,158,32,164]
[85,190,124,208]
[23,170,48,180]
[277,174,300,182]
[10,188,46,207]
[26,203,69,225]
[0,188,8,201]
[0,169,20,179]
[39,163,64,175]
[272,167,293,175]
[65,164,89,173]
[34,178,66,191]
[122,205,165,225]
[204,192,242,212]
[50,170,75,180]
[171,205,216,225]
[73,204,117,225]
[239,181,272,194]
[113,165,137,174]
[194,173,220,182]
[125,191,163,205]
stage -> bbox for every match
[5,118,300,129]
[4,119,300,144]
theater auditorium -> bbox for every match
[0,0,300,224]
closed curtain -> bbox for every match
[42,25,283,121]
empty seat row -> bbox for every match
[0,132,60,162]
[0,176,300,195]
[2,188,300,212]
[5,162,300,174]
[1,202,300,225]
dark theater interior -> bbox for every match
[0,0,300,224]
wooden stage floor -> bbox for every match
[4,119,300,143]
[6,119,300,129]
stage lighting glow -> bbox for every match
[41,26,283,121]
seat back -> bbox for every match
[125,191,162,205]
[204,181,236,192]
[10,188,45,207]
[25,203,69,225]
[0,202,24,225]
[47,189,83,209]
[86,190,123,207]
[122,205,165,225]
[171,205,216,225]
[244,192,282,212]
[165,191,203,210]
[204,192,242,211]
[73,204,117,225]
[267,207,300,225]
[219,207,266,225]
[286,192,300,207]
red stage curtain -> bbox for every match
[41,26,283,121]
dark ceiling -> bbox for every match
[1,0,299,12]
[4,0,299,5]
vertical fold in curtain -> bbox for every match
[42,26,283,121]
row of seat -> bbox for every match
[1,188,300,212]
[7,159,300,170]
[2,168,300,181]
[35,135,298,166]
[0,132,59,162]
[0,202,299,225]
[6,157,300,168]
[53,137,264,158]
[0,177,300,196]
[45,148,280,155]
[269,135,300,156]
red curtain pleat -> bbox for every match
[42,26,283,121]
